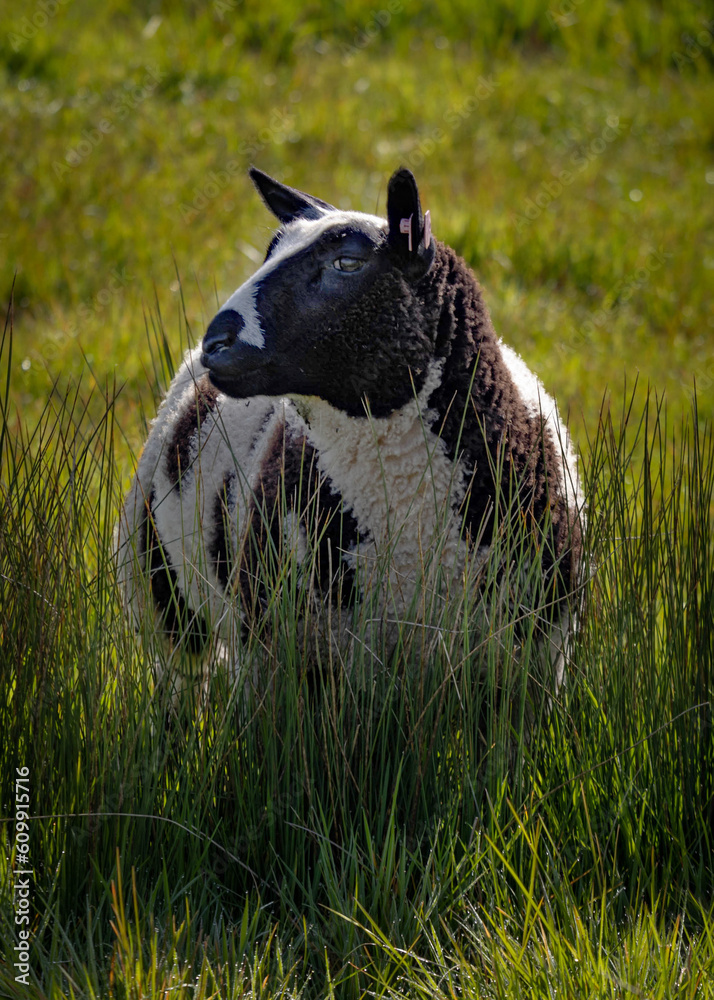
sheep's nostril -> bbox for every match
[202,309,245,355]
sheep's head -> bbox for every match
[201,167,438,417]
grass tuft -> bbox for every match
[1,294,713,996]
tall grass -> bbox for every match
[1,306,713,998]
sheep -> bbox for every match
[116,166,584,695]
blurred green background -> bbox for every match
[2,0,713,459]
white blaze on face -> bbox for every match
[216,209,388,351]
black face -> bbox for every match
[201,167,437,417]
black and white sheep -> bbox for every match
[117,167,584,688]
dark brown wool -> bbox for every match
[420,244,582,602]
[137,490,210,653]
[165,375,220,487]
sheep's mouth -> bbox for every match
[202,354,273,398]
[200,348,263,374]
[201,335,269,377]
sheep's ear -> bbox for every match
[386,167,435,280]
[249,167,335,223]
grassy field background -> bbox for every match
[3,0,714,441]
[1,1,714,996]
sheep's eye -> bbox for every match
[333,256,364,272]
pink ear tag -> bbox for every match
[423,209,431,246]
[399,214,413,252]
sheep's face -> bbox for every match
[202,168,437,417]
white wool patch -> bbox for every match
[499,341,584,517]
[149,392,283,630]
[293,361,471,615]
[116,345,207,625]
[116,342,285,635]
[217,210,388,351]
